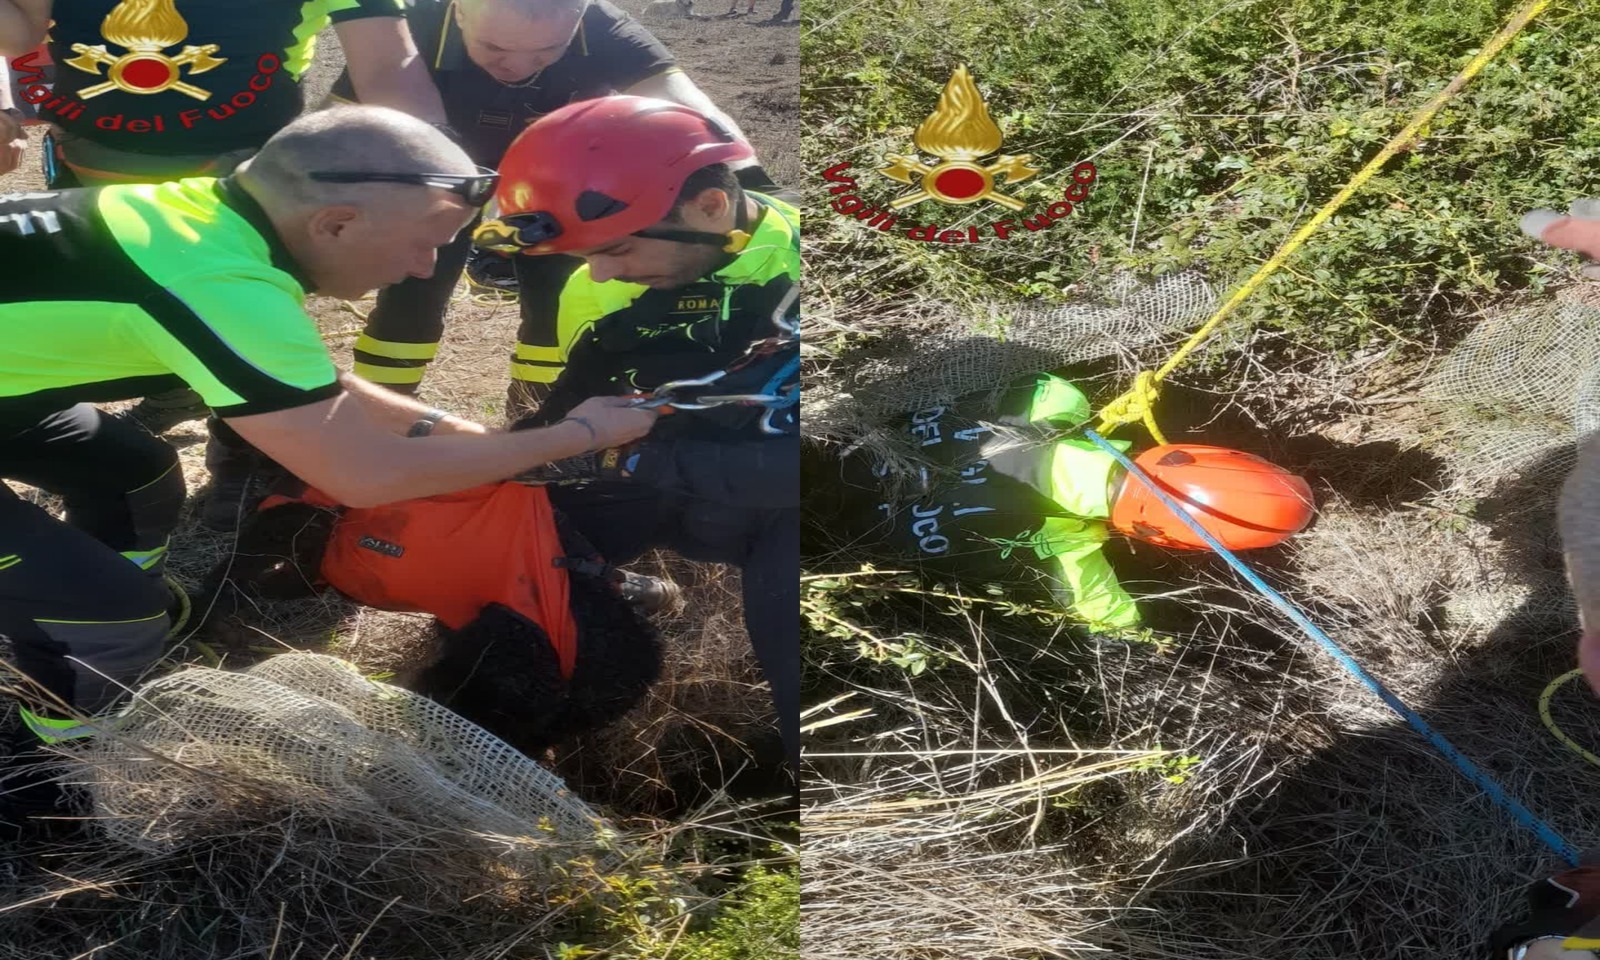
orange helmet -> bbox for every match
[474,95,754,255]
[1109,445,1314,551]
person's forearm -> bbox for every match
[351,420,595,505]
[352,61,448,124]
[339,372,489,436]
[0,1,48,58]
[339,20,448,125]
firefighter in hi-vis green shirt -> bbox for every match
[0,105,656,839]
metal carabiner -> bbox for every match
[627,369,732,409]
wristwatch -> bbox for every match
[406,408,450,438]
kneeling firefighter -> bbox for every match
[472,95,801,771]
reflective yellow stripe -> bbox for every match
[36,611,165,626]
[509,362,561,384]
[437,1,457,70]
[18,706,94,743]
[120,544,168,571]
[354,362,426,385]
[1564,937,1600,949]
[127,460,179,495]
[514,343,564,364]
[354,334,440,361]
[0,554,19,571]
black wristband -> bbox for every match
[406,408,449,438]
[559,415,599,448]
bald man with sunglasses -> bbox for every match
[0,107,655,830]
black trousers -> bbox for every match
[0,406,182,714]
[352,221,582,392]
[549,481,801,771]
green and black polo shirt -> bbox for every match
[0,181,340,431]
[529,192,800,437]
[330,0,676,166]
[40,0,404,156]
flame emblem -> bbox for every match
[64,0,226,101]
[880,65,1040,211]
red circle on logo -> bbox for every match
[932,168,985,200]
[121,57,174,90]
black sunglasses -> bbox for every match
[308,165,501,206]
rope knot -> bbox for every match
[1097,370,1160,427]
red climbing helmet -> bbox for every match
[473,95,755,255]
[1109,444,1315,551]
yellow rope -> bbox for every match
[1095,0,1553,437]
[1540,668,1600,769]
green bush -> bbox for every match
[673,866,800,960]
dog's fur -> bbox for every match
[201,499,662,756]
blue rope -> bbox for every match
[1084,429,1581,866]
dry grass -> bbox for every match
[799,276,1600,958]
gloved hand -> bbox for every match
[1488,866,1600,958]
[1521,199,1600,279]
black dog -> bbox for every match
[199,487,662,756]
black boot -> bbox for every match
[201,421,283,532]
[124,386,209,435]
[466,250,520,299]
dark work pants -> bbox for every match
[548,481,801,771]
[353,220,582,392]
[0,406,182,715]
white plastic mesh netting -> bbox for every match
[804,271,1218,439]
[79,653,611,856]
[1419,287,1600,488]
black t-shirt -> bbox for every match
[41,0,403,156]
[331,0,676,166]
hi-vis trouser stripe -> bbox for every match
[509,342,565,384]
[18,705,94,744]
[120,544,167,571]
[353,333,440,386]
[0,554,19,571]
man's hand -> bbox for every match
[1522,202,1600,276]
[0,109,24,176]
[564,396,659,450]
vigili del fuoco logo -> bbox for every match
[819,65,1097,244]
[10,0,284,133]
[64,0,226,100]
